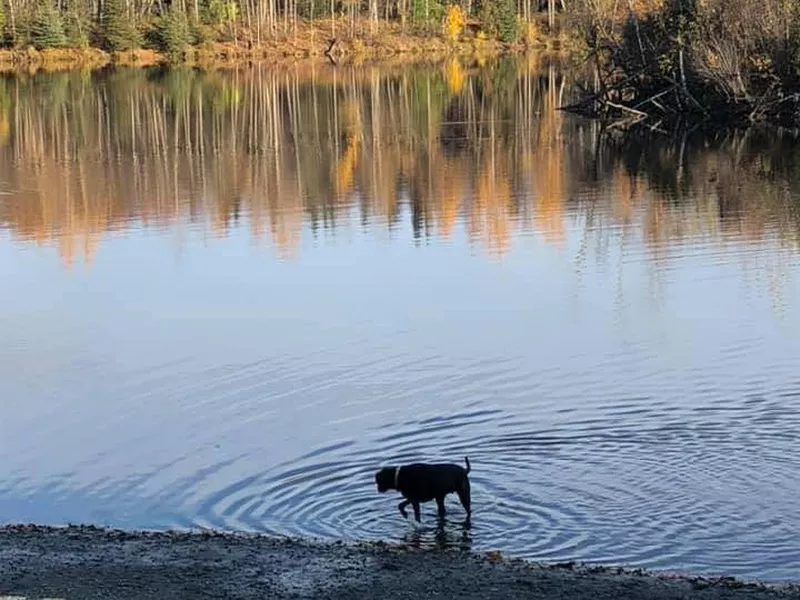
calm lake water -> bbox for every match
[1,58,800,582]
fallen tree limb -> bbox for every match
[604,100,648,118]
[633,86,677,111]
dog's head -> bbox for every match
[374,467,395,493]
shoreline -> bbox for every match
[0,42,516,74]
[1,524,798,599]
[0,18,571,74]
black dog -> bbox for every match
[374,457,471,523]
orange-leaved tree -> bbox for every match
[443,4,465,42]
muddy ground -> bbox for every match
[1,524,798,599]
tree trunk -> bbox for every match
[310,0,315,45]
[7,0,16,44]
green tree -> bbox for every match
[154,6,190,60]
[478,0,517,42]
[413,0,444,27]
[203,0,227,25]
[100,0,139,51]
[0,4,6,45]
[65,9,89,48]
[31,1,67,48]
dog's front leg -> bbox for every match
[412,502,421,522]
[435,496,446,519]
[398,500,410,519]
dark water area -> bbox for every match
[1,58,799,582]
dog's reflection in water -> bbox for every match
[402,518,472,553]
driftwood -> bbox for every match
[633,86,677,112]
[558,60,651,116]
[560,63,715,133]
[325,39,339,65]
[604,100,647,118]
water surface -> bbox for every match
[1,60,800,582]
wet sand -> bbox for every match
[1,524,798,600]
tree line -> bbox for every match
[6,0,799,127]
[0,0,567,55]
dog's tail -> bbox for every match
[464,456,471,473]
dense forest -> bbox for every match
[1,0,800,126]
[0,0,564,55]
[3,0,800,109]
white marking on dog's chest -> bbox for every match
[394,466,401,488]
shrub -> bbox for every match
[351,37,366,54]
[189,18,214,45]
[572,0,800,125]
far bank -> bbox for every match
[0,14,575,74]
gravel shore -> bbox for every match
[1,524,798,600]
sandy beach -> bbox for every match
[1,525,798,599]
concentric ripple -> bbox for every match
[169,361,800,582]
[3,331,800,582]
[4,109,800,586]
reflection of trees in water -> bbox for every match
[0,61,798,279]
[571,129,800,253]
[567,127,800,315]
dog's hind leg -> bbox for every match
[398,500,410,519]
[412,502,421,522]
[436,496,446,519]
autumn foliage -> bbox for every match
[573,0,800,127]
[2,62,799,273]
[443,4,465,42]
